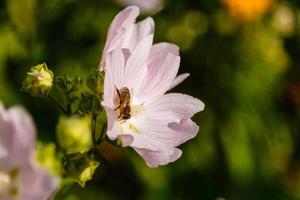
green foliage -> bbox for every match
[63,152,100,187]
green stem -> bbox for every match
[97,123,107,144]
[91,113,97,145]
[66,93,72,115]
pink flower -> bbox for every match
[101,6,204,167]
[0,104,58,200]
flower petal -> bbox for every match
[105,48,126,88]
[145,93,205,123]
[21,163,58,200]
[103,48,126,107]
[122,17,155,51]
[123,34,153,94]
[168,73,190,90]
[0,105,12,159]
[134,147,182,167]
[137,118,199,147]
[100,6,140,68]
[7,106,36,165]
[149,42,179,58]
[116,116,199,151]
[102,106,119,140]
[136,53,181,103]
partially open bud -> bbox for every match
[64,153,99,187]
[56,115,93,154]
[22,63,54,97]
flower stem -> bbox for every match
[97,123,107,144]
[91,113,97,145]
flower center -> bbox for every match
[115,87,145,121]
[114,87,146,135]
[0,171,11,194]
[0,168,20,197]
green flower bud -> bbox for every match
[35,143,62,177]
[64,153,99,187]
[22,63,54,97]
[56,115,93,154]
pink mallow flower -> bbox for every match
[0,104,58,200]
[101,6,205,167]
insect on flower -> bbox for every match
[115,86,131,120]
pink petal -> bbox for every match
[123,34,153,92]
[121,17,154,51]
[111,117,165,151]
[136,53,181,103]
[103,67,115,108]
[118,118,199,153]
[105,17,154,58]
[0,144,6,158]
[168,73,190,90]
[100,6,140,68]
[0,105,13,159]
[106,6,140,45]
[103,48,127,107]
[21,163,58,200]
[4,106,36,166]
[134,147,182,167]
[116,0,163,14]
[118,131,164,151]
[145,93,204,123]
[101,106,119,140]
[105,48,126,88]
[137,118,199,147]
[149,42,179,58]
[134,42,180,102]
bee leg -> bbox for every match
[114,105,120,111]
[115,86,121,98]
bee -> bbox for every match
[115,86,131,120]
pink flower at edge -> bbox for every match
[0,104,58,200]
[101,6,205,167]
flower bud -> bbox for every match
[56,115,93,154]
[22,63,54,97]
[64,153,99,187]
[35,143,62,177]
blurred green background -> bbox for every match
[1,0,300,199]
